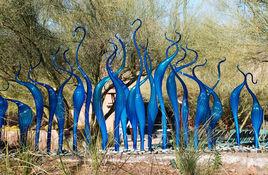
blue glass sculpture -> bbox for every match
[106,43,124,151]
[183,58,225,149]
[117,84,129,151]
[15,64,44,150]
[229,65,248,146]
[0,96,8,132]
[126,87,137,150]
[92,77,109,150]
[203,58,226,149]
[61,48,87,152]
[52,48,73,154]
[111,38,130,151]
[170,45,199,147]
[105,40,130,151]
[73,26,92,145]
[166,43,186,148]
[143,47,157,151]
[2,18,266,153]
[28,58,58,153]
[0,83,9,136]
[67,50,86,152]
[154,32,180,149]
[93,34,128,150]
[126,69,149,151]
[244,73,263,148]
[132,19,149,151]
[107,40,131,151]
[6,99,33,147]
[180,60,210,149]
[187,59,226,149]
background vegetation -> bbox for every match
[0,0,267,132]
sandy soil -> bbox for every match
[46,152,268,175]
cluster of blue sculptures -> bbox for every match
[0,19,264,153]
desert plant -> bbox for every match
[172,123,222,175]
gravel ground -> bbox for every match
[56,151,268,175]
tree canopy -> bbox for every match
[0,0,267,129]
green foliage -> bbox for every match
[0,0,267,130]
[175,147,200,175]
[173,132,222,175]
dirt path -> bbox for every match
[57,152,268,175]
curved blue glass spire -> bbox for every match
[92,75,109,150]
[206,89,222,149]
[180,60,210,149]
[106,40,130,151]
[245,73,263,148]
[110,37,130,150]
[0,96,8,131]
[169,45,199,147]
[126,87,137,150]
[103,39,130,150]
[211,58,226,90]
[106,43,126,151]
[52,48,74,154]
[126,44,148,152]
[208,59,226,148]
[143,48,157,151]
[172,69,190,147]
[132,18,148,151]
[126,66,149,150]
[73,26,92,145]
[66,50,86,152]
[0,82,9,136]
[15,64,44,150]
[166,43,186,148]
[72,72,86,152]
[28,57,58,153]
[126,48,150,151]
[154,32,180,149]
[203,58,226,149]
[6,99,33,147]
[92,35,127,150]
[229,65,248,146]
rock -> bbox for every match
[1,129,19,147]
[229,169,237,173]
[247,166,258,175]
[139,150,145,155]
[250,149,262,153]
[37,130,58,151]
[1,129,59,151]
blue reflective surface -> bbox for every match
[170,45,198,147]
[28,58,58,153]
[245,73,263,148]
[52,48,73,153]
[92,35,127,150]
[0,19,264,153]
[205,58,226,149]
[144,48,157,151]
[0,96,8,131]
[154,32,180,149]
[106,44,124,151]
[74,26,92,145]
[60,48,87,152]
[230,65,248,146]
[7,99,33,147]
[15,64,44,150]
[180,60,210,149]
[132,19,147,151]
[166,44,186,147]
